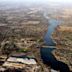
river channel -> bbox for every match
[40,13,70,72]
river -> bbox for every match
[40,13,70,72]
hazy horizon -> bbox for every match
[0,0,72,4]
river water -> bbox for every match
[40,13,70,72]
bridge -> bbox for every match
[41,45,57,48]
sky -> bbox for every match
[0,0,72,4]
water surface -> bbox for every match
[40,13,70,72]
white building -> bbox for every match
[7,57,37,65]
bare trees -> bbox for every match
[1,38,17,57]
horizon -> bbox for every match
[0,0,72,4]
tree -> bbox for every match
[1,40,17,57]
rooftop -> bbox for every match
[7,57,37,65]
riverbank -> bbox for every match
[52,25,72,71]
